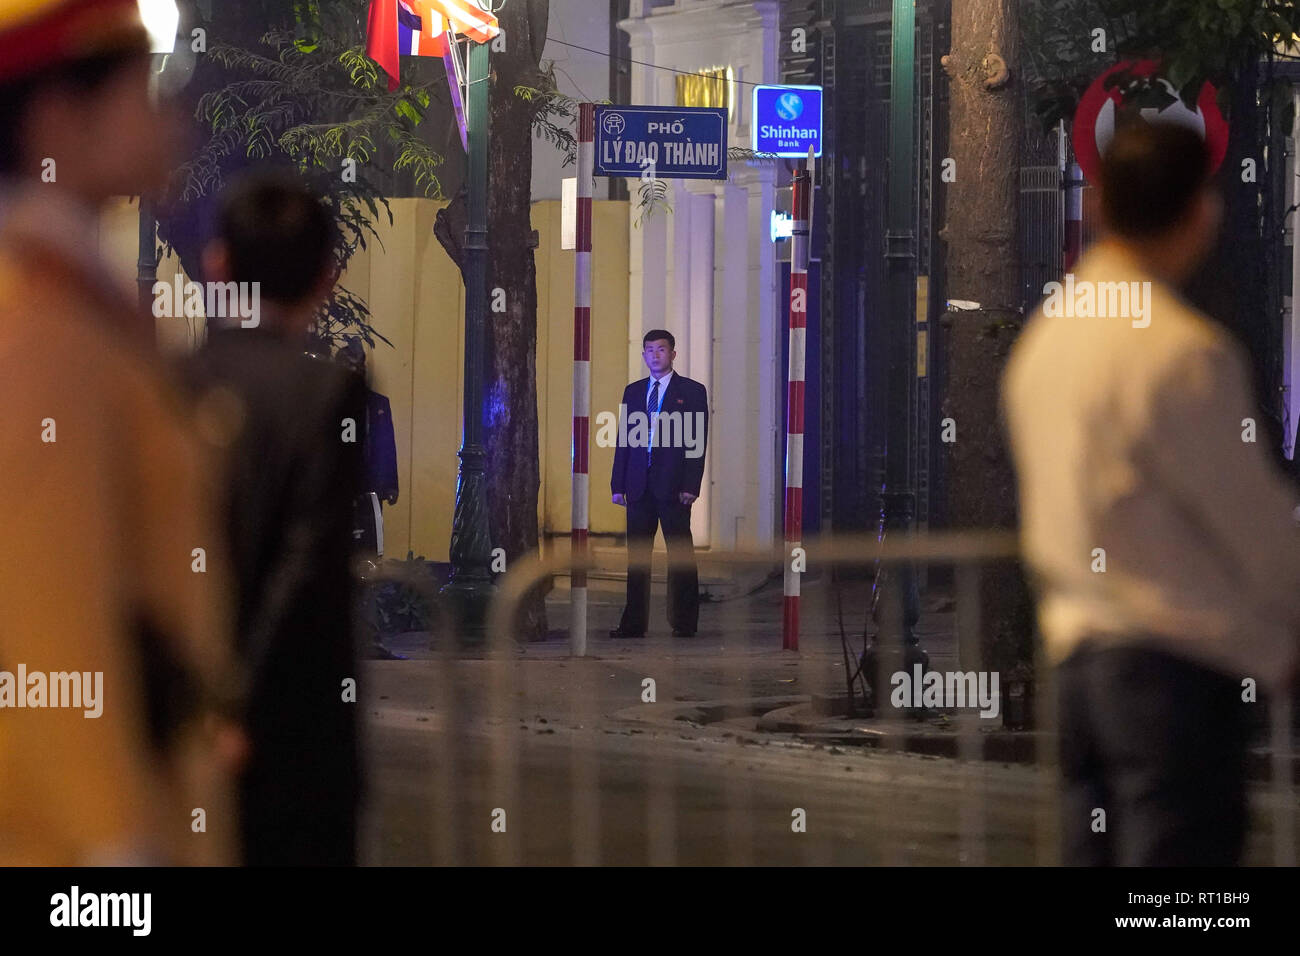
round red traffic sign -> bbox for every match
[1072,60,1229,182]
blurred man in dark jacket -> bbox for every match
[191,170,365,865]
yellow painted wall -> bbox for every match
[361,198,630,559]
[99,198,196,352]
[102,196,629,561]
[347,199,466,563]
[535,199,630,540]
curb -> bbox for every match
[757,702,1041,763]
[756,702,1300,782]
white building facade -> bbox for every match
[530,0,613,202]
[619,0,783,552]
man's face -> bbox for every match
[643,338,674,376]
[28,54,178,203]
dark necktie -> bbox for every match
[647,380,661,467]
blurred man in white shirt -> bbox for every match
[1004,120,1300,865]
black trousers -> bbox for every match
[618,490,699,634]
[352,492,382,557]
[1057,643,1250,866]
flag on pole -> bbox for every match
[367,0,499,92]
[422,0,500,44]
[365,0,399,91]
[398,2,447,57]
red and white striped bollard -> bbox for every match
[782,152,813,651]
[571,102,594,657]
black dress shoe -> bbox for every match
[672,628,696,637]
[609,628,645,639]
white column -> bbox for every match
[686,187,715,547]
[713,178,751,551]
[753,0,783,551]
[618,0,782,549]
[747,167,780,549]
[622,16,667,380]
[670,179,692,360]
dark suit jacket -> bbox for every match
[363,390,399,501]
[611,373,708,502]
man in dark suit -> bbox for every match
[338,339,400,558]
[610,330,709,638]
[189,170,364,865]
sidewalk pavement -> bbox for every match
[377,570,1297,782]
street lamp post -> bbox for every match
[875,0,927,686]
[440,29,496,642]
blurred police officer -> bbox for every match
[0,0,238,865]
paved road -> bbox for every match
[356,577,1297,866]
[358,658,1292,866]
[362,682,1041,865]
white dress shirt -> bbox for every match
[1003,240,1300,688]
[646,370,672,454]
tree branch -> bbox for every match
[433,188,468,276]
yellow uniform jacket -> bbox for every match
[0,188,238,864]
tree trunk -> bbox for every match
[939,0,1033,676]
[436,0,550,642]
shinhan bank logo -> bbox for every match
[775,92,804,121]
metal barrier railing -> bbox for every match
[358,531,1297,866]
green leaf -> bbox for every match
[394,99,421,124]
[167,3,450,346]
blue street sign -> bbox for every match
[752,85,824,158]
[594,105,729,181]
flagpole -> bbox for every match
[440,32,494,643]
[442,30,469,152]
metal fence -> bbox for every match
[1020,164,1065,315]
[359,531,1298,866]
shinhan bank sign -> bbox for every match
[752,85,823,158]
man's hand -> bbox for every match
[679,492,697,506]
[204,714,250,775]
[612,493,626,507]
[386,493,398,506]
